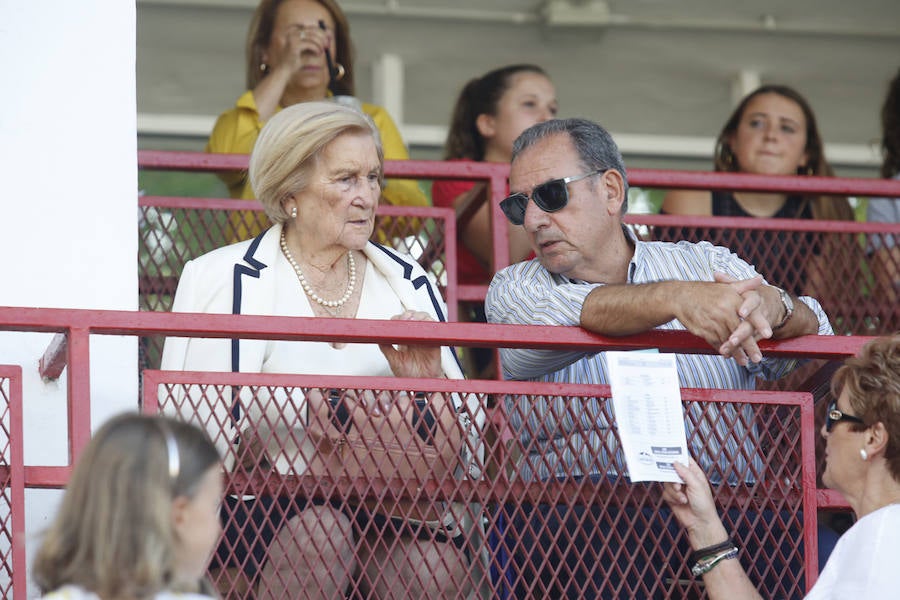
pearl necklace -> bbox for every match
[280,229,356,309]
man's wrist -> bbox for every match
[770,286,794,331]
[687,525,731,550]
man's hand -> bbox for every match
[712,272,778,365]
[673,274,767,365]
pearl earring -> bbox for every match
[860,448,868,461]
[290,207,298,219]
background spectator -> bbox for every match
[207,0,427,239]
[867,66,900,330]
[433,63,556,376]
[32,413,222,600]
[660,84,856,302]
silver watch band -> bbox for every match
[772,286,794,331]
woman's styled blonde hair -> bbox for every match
[31,413,220,598]
[249,100,383,223]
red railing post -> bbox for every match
[66,327,92,461]
[2,366,27,597]
[800,391,820,592]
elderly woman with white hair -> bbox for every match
[162,101,482,599]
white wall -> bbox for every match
[0,1,137,596]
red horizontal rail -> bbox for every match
[0,306,873,360]
[817,489,850,510]
[138,150,900,197]
[139,195,457,218]
[627,212,900,234]
[144,368,812,405]
[138,151,509,181]
[629,168,900,197]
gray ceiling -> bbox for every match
[137,0,900,176]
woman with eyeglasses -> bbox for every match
[662,334,900,599]
[207,0,427,240]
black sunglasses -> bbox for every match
[500,169,607,225]
[825,399,866,432]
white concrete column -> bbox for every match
[373,53,405,127]
[0,1,137,595]
[731,69,762,105]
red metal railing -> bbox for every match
[138,151,900,331]
[7,154,895,596]
[0,365,25,598]
[0,306,877,597]
[143,370,816,598]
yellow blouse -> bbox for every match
[206,91,429,240]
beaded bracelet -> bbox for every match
[690,546,739,577]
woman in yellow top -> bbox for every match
[207,0,427,239]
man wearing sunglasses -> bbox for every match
[485,117,835,598]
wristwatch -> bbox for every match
[772,286,794,331]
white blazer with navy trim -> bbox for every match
[161,222,465,379]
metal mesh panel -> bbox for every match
[0,367,24,599]
[138,200,451,370]
[0,375,13,598]
[153,380,488,599]
[147,373,812,600]
[642,222,899,335]
[497,394,807,600]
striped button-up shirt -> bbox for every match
[485,236,833,483]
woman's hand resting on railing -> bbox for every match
[378,310,444,379]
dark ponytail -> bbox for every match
[443,64,547,161]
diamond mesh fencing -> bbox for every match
[0,376,12,598]
[0,368,23,599]
[644,220,899,335]
[147,372,814,600]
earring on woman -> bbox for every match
[259,62,268,72]
[333,63,346,81]
[290,206,298,219]
[860,448,869,461]
[722,146,735,169]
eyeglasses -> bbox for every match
[825,399,866,433]
[500,169,607,225]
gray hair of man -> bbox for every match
[249,100,384,224]
[511,117,629,214]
